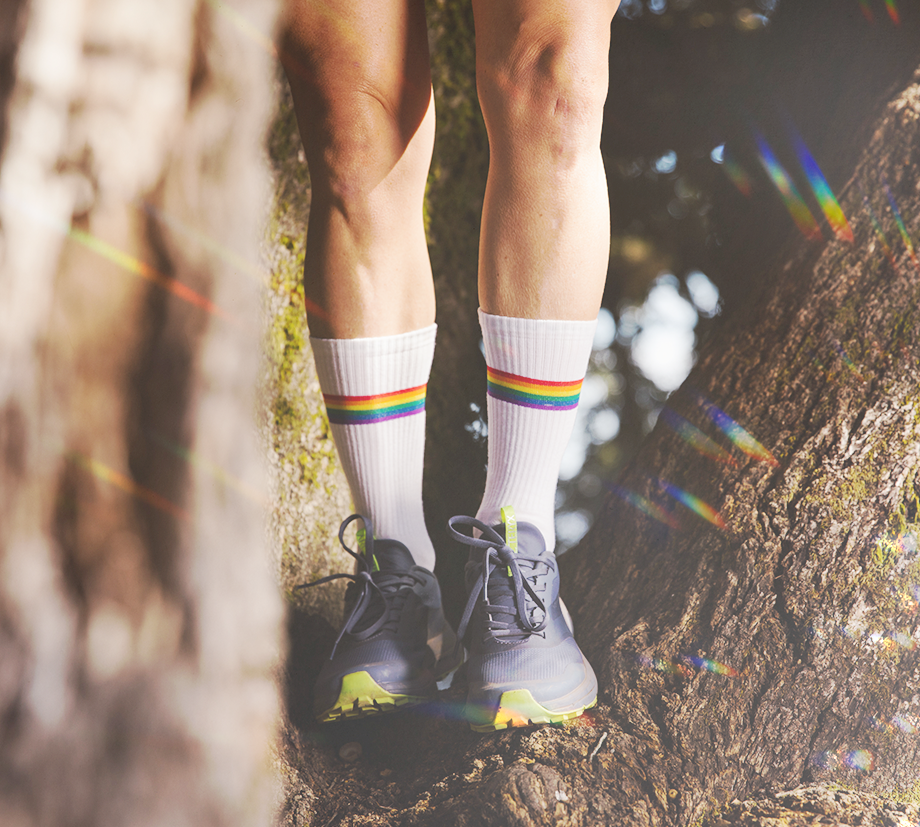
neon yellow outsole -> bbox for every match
[469,689,597,732]
[316,671,428,723]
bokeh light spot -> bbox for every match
[654,150,678,174]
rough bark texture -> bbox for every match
[701,785,919,827]
[276,58,920,827]
[565,65,920,824]
[0,1,282,824]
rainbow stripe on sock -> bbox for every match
[323,384,426,425]
[487,367,582,411]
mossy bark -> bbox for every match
[563,65,920,824]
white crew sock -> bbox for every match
[310,324,437,570]
[477,310,596,551]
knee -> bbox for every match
[476,23,610,165]
[295,83,434,223]
[279,35,432,211]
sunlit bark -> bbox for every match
[0,1,282,824]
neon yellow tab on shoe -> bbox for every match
[356,526,379,572]
[501,506,518,552]
[501,505,517,576]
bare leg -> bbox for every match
[278,4,459,721]
[450,2,619,735]
[278,0,441,569]
[279,0,435,338]
[471,0,620,545]
[472,0,619,321]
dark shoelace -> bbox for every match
[297,514,425,659]
[448,515,550,647]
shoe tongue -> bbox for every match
[368,539,417,573]
[490,520,546,555]
[481,520,549,636]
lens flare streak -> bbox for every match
[141,201,330,321]
[859,0,874,22]
[812,748,875,772]
[884,181,918,268]
[881,631,917,651]
[204,0,277,56]
[755,133,822,239]
[723,153,754,197]
[831,341,866,382]
[861,192,898,268]
[637,654,686,675]
[147,431,266,506]
[659,480,727,530]
[683,655,738,677]
[869,711,919,735]
[0,188,235,323]
[70,452,189,521]
[807,350,836,384]
[141,201,267,286]
[607,483,682,530]
[659,408,737,466]
[637,653,737,678]
[845,749,875,772]
[793,137,854,242]
[885,0,900,24]
[70,228,235,322]
[694,394,779,466]
[892,713,918,734]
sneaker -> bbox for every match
[448,506,597,732]
[300,514,461,723]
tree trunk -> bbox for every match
[279,61,920,827]
[0,1,283,824]
[564,65,920,824]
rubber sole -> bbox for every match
[468,689,597,732]
[315,671,430,723]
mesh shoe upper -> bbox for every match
[449,512,597,715]
[301,515,454,714]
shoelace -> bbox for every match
[448,515,549,647]
[297,514,425,660]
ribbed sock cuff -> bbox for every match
[477,310,597,551]
[309,325,437,569]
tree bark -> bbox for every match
[279,60,920,827]
[564,63,920,823]
[0,1,282,824]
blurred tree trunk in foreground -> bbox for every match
[0,1,282,825]
[278,62,920,827]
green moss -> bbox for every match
[272,395,297,432]
[830,462,873,521]
[825,778,920,805]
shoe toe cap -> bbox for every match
[469,638,597,711]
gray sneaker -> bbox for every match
[301,514,461,723]
[449,507,597,732]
